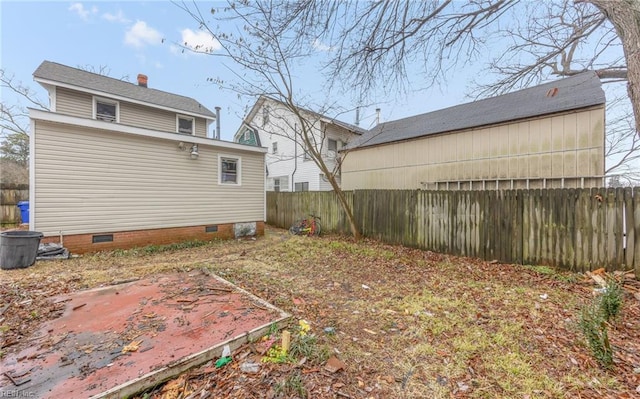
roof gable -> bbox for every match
[33,61,216,119]
[239,95,366,135]
[350,71,606,149]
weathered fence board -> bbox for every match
[267,188,640,277]
[1,184,28,227]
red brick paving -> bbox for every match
[0,271,289,398]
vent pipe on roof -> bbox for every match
[355,106,360,126]
[215,106,221,139]
[375,108,381,125]
[137,74,148,88]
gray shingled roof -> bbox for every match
[348,71,605,149]
[33,61,216,119]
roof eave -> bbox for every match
[350,103,606,150]
[34,77,216,121]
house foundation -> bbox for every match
[41,221,265,254]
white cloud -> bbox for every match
[68,3,97,21]
[102,10,130,24]
[125,21,163,48]
[178,29,221,54]
[312,38,334,52]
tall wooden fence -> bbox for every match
[267,188,640,277]
[1,184,28,227]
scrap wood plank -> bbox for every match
[90,314,290,399]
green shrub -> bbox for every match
[579,302,613,368]
[599,278,623,321]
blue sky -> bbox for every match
[0,1,479,141]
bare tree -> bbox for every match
[259,0,640,178]
[1,65,129,169]
[0,69,49,167]
[270,1,640,119]
[604,94,640,182]
[470,1,638,178]
[473,1,624,97]
[176,1,363,238]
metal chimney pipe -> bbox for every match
[375,108,381,125]
[215,106,221,139]
[355,106,360,126]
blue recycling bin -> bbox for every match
[17,201,29,224]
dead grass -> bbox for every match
[1,227,639,398]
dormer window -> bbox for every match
[93,97,119,123]
[177,115,195,135]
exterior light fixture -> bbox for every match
[190,144,199,159]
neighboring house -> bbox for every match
[342,71,606,190]
[234,96,364,191]
[29,61,266,254]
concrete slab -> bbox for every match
[0,271,290,398]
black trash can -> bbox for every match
[0,231,44,270]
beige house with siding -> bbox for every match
[29,61,266,253]
[342,72,606,190]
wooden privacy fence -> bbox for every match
[0,184,28,227]
[267,188,640,278]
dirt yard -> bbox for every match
[1,227,639,398]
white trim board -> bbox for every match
[29,108,267,154]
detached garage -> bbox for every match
[342,72,605,190]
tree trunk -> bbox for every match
[587,0,640,135]
[326,173,362,240]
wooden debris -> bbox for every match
[109,278,140,286]
[324,356,346,373]
[3,372,30,386]
[281,330,291,353]
[177,298,198,303]
[122,340,143,353]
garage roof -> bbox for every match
[348,71,605,149]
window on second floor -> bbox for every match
[177,115,195,135]
[294,182,309,192]
[94,97,119,123]
[272,142,278,154]
[328,139,338,152]
[262,105,270,126]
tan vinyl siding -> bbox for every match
[55,87,93,118]
[33,120,263,236]
[120,103,209,137]
[195,118,207,138]
[342,106,605,190]
[55,88,210,137]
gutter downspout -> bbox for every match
[215,107,221,139]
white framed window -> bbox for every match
[219,155,241,185]
[93,97,119,123]
[294,182,309,192]
[177,115,195,135]
[272,142,278,154]
[262,105,270,126]
[270,176,288,192]
[327,138,338,158]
